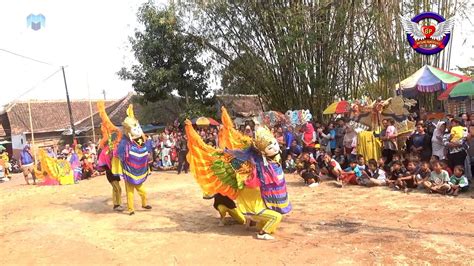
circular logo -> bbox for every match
[402,12,453,55]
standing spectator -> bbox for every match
[460,113,470,127]
[20,145,36,185]
[177,134,189,174]
[343,126,357,162]
[328,122,337,154]
[335,119,345,149]
[282,126,294,170]
[380,119,398,164]
[431,121,446,160]
[160,134,172,163]
[409,123,432,162]
[444,119,467,170]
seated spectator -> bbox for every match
[378,157,389,172]
[356,154,368,172]
[322,154,343,186]
[448,165,469,196]
[332,148,346,169]
[440,159,453,176]
[289,140,302,158]
[300,163,321,188]
[416,161,432,185]
[340,159,362,186]
[395,161,418,192]
[422,161,450,194]
[360,159,386,187]
[386,161,406,187]
[285,155,296,174]
[152,157,162,171]
[81,155,94,180]
[159,155,174,171]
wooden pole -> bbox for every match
[27,100,37,164]
[61,66,76,141]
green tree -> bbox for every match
[118,1,210,104]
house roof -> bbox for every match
[216,94,265,117]
[4,98,116,135]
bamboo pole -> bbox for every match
[86,73,96,143]
[27,100,37,164]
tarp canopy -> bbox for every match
[397,65,461,96]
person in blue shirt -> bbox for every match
[282,126,295,170]
[328,122,337,154]
[340,159,362,185]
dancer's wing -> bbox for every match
[218,106,252,150]
[186,120,250,199]
[97,101,122,150]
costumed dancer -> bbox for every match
[186,107,292,240]
[96,101,124,212]
[117,105,153,215]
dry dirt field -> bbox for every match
[1,171,473,265]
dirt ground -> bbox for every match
[1,171,473,265]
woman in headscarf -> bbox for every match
[431,121,446,160]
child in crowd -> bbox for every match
[440,159,453,176]
[360,159,386,187]
[415,161,432,185]
[356,154,368,172]
[387,161,406,187]
[159,155,173,171]
[422,161,451,194]
[152,157,162,171]
[395,161,418,193]
[322,154,343,187]
[300,164,321,188]
[340,159,362,185]
[285,155,296,174]
[450,119,467,143]
[378,157,389,172]
[448,165,470,196]
[81,154,95,179]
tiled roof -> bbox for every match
[5,99,115,135]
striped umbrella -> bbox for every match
[191,117,220,126]
[323,101,350,115]
[447,80,474,98]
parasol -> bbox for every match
[323,101,350,115]
[445,80,474,98]
[397,65,461,96]
[191,117,220,126]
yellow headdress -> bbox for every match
[254,126,275,152]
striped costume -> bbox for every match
[117,137,152,213]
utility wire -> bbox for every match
[0,48,55,66]
[12,67,63,102]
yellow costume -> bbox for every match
[186,107,290,239]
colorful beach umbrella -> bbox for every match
[323,101,350,115]
[397,65,461,95]
[191,117,219,126]
[446,80,474,98]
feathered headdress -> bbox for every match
[254,126,275,152]
[97,101,122,149]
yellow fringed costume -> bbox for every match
[186,107,291,239]
[356,131,382,161]
[35,149,75,185]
